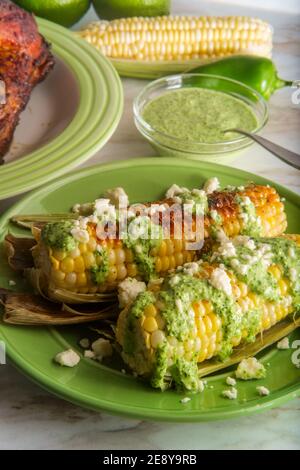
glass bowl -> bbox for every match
[133,73,269,164]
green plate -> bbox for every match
[0,18,123,200]
[0,158,299,422]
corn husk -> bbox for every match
[198,317,300,377]
[11,213,77,230]
[4,233,35,271]
[0,289,118,325]
[109,57,218,79]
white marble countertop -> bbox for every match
[0,0,299,450]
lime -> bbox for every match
[13,0,91,27]
[92,0,170,20]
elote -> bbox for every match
[116,234,300,391]
[24,180,286,302]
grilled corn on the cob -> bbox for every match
[29,182,286,302]
[116,234,300,391]
[78,16,273,62]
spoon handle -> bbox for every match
[228,128,300,170]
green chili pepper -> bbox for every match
[189,55,293,100]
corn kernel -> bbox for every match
[144,304,157,317]
[143,316,158,332]
[74,256,85,273]
[60,257,74,273]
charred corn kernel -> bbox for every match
[78,16,273,61]
[116,235,299,390]
[33,184,286,300]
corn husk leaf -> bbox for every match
[0,289,118,325]
[89,323,116,341]
[11,213,77,230]
[99,56,232,79]
[4,234,35,271]
[47,287,117,304]
[198,317,300,377]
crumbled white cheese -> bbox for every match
[8,280,16,286]
[290,268,297,283]
[103,187,129,207]
[180,397,191,404]
[55,349,80,367]
[198,380,205,392]
[226,376,236,386]
[183,262,199,276]
[256,386,270,396]
[94,199,117,223]
[70,227,89,243]
[169,275,180,287]
[210,267,232,296]
[277,337,290,350]
[91,338,113,360]
[165,184,185,199]
[172,196,183,204]
[236,357,266,380]
[175,298,184,314]
[203,177,220,194]
[288,247,296,259]
[79,338,90,349]
[222,387,237,400]
[191,188,206,197]
[118,278,146,308]
[84,350,95,359]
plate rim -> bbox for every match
[0,18,123,200]
[0,157,299,422]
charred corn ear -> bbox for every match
[78,16,273,62]
[28,183,286,303]
[116,235,300,391]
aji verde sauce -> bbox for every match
[142,88,258,143]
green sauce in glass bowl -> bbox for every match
[134,74,268,163]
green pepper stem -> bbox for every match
[275,77,294,90]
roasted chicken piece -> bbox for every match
[0,0,54,158]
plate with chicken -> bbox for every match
[0,0,123,200]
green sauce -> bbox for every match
[42,221,76,252]
[143,88,258,144]
[90,248,109,285]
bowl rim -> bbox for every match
[133,73,269,149]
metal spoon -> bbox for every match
[224,128,300,170]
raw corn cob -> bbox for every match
[27,183,286,303]
[77,16,273,62]
[116,235,300,391]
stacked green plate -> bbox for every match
[0,18,123,200]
